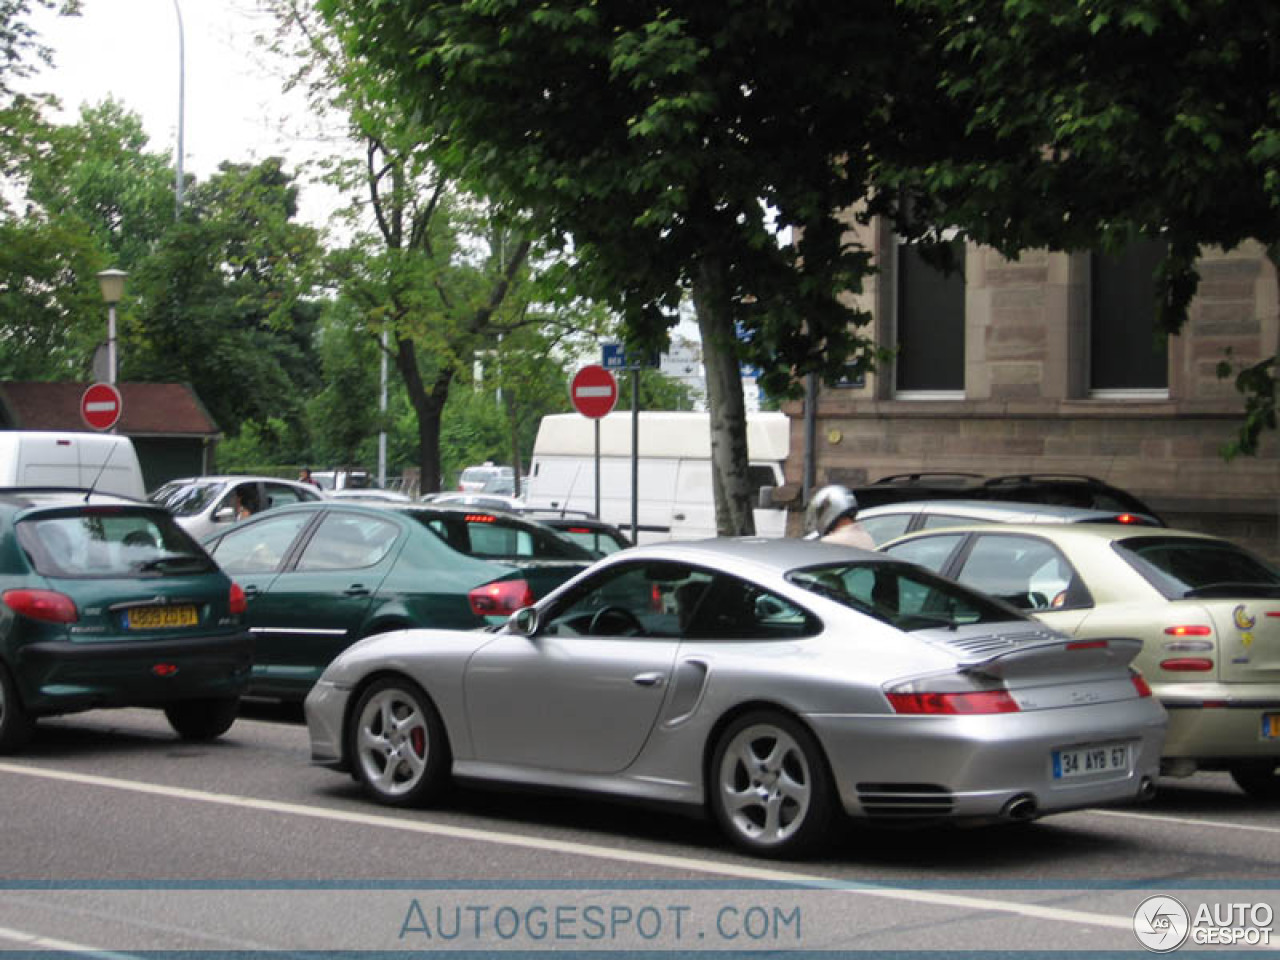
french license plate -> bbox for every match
[1053,742,1130,779]
[1263,714,1280,740]
[127,605,197,630]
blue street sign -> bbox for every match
[602,342,660,370]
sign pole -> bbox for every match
[631,370,640,542]
[594,419,601,520]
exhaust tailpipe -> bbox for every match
[1138,776,1157,802]
[1001,793,1039,822]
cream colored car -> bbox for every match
[883,523,1280,798]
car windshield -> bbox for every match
[788,560,1026,631]
[148,480,226,517]
[1115,536,1280,599]
[17,509,215,578]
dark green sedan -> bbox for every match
[201,501,594,700]
[0,489,252,752]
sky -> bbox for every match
[21,0,342,229]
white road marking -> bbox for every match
[1093,807,1280,835]
[0,922,138,958]
[0,761,1135,932]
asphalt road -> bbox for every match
[1,705,1278,954]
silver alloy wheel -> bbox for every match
[354,686,431,798]
[716,721,813,847]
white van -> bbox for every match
[525,411,790,542]
[0,431,146,499]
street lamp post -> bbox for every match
[97,268,128,385]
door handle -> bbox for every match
[633,672,665,687]
[242,585,260,598]
[673,513,686,521]
[343,585,371,597]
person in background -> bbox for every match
[298,467,320,487]
[804,484,874,550]
[233,486,258,520]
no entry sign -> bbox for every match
[81,382,123,431]
[570,364,618,419]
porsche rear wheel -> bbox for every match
[709,711,835,858]
[1230,761,1280,800]
[349,677,451,807]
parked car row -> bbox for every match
[0,469,1276,861]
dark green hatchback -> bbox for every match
[201,501,594,700]
[0,489,253,752]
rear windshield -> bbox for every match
[414,512,593,561]
[17,510,216,578]
[148,479,225,517]
[789,560,1026,631]
[1115,536,1280,599]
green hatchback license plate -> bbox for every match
[127,606,197,630]
[1263,714,1280,740]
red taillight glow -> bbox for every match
[469,579,534,617]
[1160,657,1214,672]
[151,663,179,677]
[1066,640,1108,650]
[229,582,247,615]
[1164,625,1212,637]
[1130,670,1153,698]
[886,690,1020,715]
[2,588,78,623]
[1116,513,1138,524]
[465,514,497,524]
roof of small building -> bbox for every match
[0,381,220,437]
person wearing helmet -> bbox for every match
[804,484,874,549]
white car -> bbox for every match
[148,475,324,541]
[857,499,1163,546]
[457,463,513,492]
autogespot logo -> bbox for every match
[1134,895,1190,953]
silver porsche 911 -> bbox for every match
[305,537,1166,858]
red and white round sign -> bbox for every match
[570,364,618,419]
[80,382,123,431]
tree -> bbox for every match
[871,0,1280,456]
[128,157,324,441]
[0,99,173,380]
[315,0,917,534]
[264,0,612,495]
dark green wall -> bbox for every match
[131,438,209,493]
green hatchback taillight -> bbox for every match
[2,588,79,623]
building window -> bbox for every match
[895,239,966,396]
[1090,240,1169,396]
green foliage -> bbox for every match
[127,158,324,440]
[1218,352,1278,461]
[874,0,1280,456]
[216,417,294,473]
[307,306,382,468]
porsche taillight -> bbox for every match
[885,689,1020,715]
[1130,669,1154,697]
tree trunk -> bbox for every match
[394,333,451,495]
[692,257,755,536]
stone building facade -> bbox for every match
[784,219,1280,561]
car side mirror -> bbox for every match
[509,606,539,637]
[213,506,237,523]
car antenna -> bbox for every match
[84,437,122,502]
